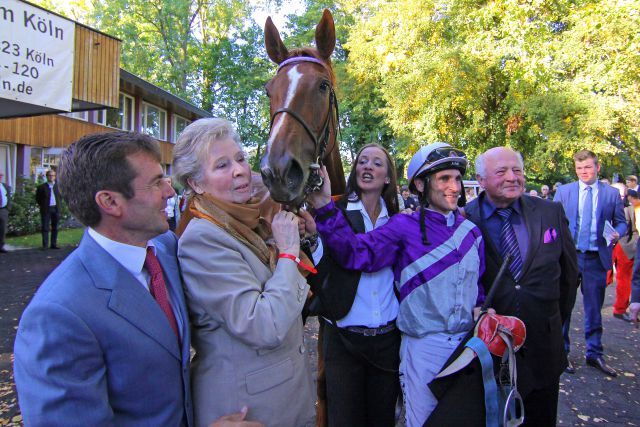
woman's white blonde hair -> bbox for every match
[172,118,242,192]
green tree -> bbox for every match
[344,0,640,180]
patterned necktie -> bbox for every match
[577,186,593,251]
[497,207,524,281]
[144,247,180,342]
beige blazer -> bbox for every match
[178,218,315,427]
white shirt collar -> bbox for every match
[346,197,389,219]
[578,180,598,191]
[88,228,155,279]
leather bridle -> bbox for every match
[268,56,339,197]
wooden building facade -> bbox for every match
[0,69,210,187]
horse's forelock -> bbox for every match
[287,47,335,85]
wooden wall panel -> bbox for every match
[0,116,117,148]
[0,116,176,163]
[72,27,121,108]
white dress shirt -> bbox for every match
[0,183,7,208]
[577,181,599,251]
[48,182,57,207]
[323,198,400,328]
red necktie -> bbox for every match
[144,247,180,342]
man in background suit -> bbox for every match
[0,172,10,253]
[14,132,260,427]
[554,150,626,377]
[465,147,578,426]
[35,169,61,249]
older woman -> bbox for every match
[172,118,315,427]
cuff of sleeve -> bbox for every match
[312,238,324,265]
[314,199,337,222]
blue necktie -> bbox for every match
[497,207,524,281]
[577,186,593,251]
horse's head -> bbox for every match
[261,9,338,206]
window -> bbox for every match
[142,102,167,140]
[105,93,134,131]
[173,115,191,142]
[60,111,87,121]
[95,109,106,125]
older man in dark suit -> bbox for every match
[465,147,578,427]
[35,169,62,249]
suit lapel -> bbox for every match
[520,196,541,276]
[78,232,181,360]
[468,195,502,267]
[154,237,191,362]
[595,182,606,228]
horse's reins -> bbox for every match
[268,56,339,198]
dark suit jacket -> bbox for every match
[35,181,61,213]
[14,231,193,426]
[465,193,579,395]
[553,181,626,269]
[307,200,366,321]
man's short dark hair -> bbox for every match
[573,150,598,164]
[58,132,161,227]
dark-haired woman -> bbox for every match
[305,142,486,427]
[306,143,401,427]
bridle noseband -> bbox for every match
[268,56,339,196]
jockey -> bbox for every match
[305,142,486,427]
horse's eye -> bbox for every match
[319,81,330,92]
[265,89,271,98]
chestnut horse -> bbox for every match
[262,10,345,427]
[261,9,345,206]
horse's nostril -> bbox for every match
[286,160,304,192]
[261,167,274,186]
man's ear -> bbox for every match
[95,190,122,218]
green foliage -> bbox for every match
[8,178,41,236]
[344,0,640,181]
[8,178,71,236]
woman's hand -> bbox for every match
[306,166,332,209]
[272,211,300,256]
[297,209,317,236]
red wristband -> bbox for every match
[278,253,317,274]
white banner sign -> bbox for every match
[0,0,75,111]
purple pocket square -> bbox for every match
[544,228,558,243]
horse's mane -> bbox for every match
[287,47,336,86]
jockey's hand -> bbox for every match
[209,406,264,427]
[473,307,496,321]
[306,166,332,209]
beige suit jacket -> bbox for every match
[178,218,315,427]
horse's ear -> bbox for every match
[315,9,336,60]
[265,16,289,64]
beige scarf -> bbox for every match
[177,191,313,276]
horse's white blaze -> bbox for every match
[266,65,302,152]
